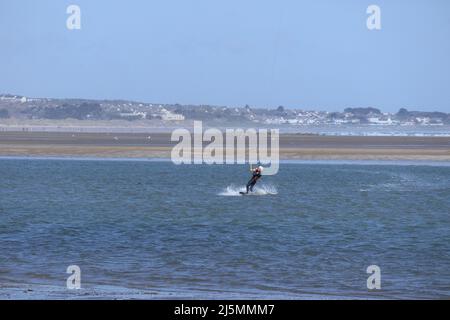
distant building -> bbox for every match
[0,95,28,103]
[368,117,396,125]
[160,108,185,121]
[120,111,147,119]
[416,117,430,125]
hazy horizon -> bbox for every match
[2,91,449,115]
[1,0,450,112]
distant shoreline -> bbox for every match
[1,121,450,137]
[1,131,449,161]
[1,156,450,167]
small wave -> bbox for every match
[218,184,278,196]
[361,172,449,193]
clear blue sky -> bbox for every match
[1,0,449,112]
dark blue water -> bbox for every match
[1,158,449,299]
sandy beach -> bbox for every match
[0,131,449,161]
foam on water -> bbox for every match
[218,184,278,196]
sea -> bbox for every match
[0,158,449,299]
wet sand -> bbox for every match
[0,132,449,161]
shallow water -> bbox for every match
[0,158,449,299]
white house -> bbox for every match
[160,109,185,121]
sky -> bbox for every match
[1,0,449,112]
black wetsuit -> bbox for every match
[246,171,262,193]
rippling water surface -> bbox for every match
[0,158,449,299]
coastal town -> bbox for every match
[1,94,449,127]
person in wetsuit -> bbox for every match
[246,166,264,194]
